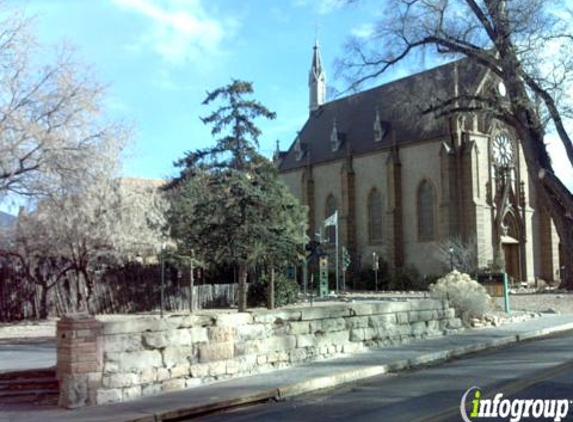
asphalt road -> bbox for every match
[0,338,56,372]
[200,331,573,422]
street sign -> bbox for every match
[318,256,329,297]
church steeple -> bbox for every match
[309,39,326,113]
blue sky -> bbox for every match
[9,0,397,183]
[2,0,571,213]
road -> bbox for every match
[200,331,573,422]
[0,338,56,372]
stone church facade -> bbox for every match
[277,42,561,284]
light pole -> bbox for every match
[372,252,379,291]
[449,246,454,272]
[160,243,166,318]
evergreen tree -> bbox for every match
[169,80,307,311]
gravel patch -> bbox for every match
[494,292,573,315]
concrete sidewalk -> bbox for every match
[2,314,573,422]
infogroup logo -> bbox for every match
[460,386,571,422]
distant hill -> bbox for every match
[0,211,16,228]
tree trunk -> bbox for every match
[512,113,573,289]
[39,281,49,319]
[267,267,275,310]
[238,263,248,312]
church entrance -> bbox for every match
[503,241,520,285]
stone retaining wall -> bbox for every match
[56,299,461,408]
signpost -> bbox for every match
[318,256,329,297]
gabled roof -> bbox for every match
[279,58,488,172]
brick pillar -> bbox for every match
[340,156,357,276]
[386,147,404,270]
[302,166,315,238]
[57,314,103,408]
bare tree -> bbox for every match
[2,167,168,316]
[0,7,119,201]
[338,0,573,289]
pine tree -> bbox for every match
[169,80,307,311]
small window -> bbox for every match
[294,136,304,161]
[330,119,341,152]
[373,109,384,142]
[418,180,435,241]
[368,189,383,244]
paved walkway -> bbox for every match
[2,314,573,422]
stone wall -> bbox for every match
[56,299,461,408]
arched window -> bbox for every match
[418,180,435,241]
[368,189,383,244]
[325,194,337,243]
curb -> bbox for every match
[118,321,573,422]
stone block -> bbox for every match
[290,348,308,362]
[396,312,409,325]
[370,302,411,314]
[215,313,253,326]
[300,305,350,321]
[186,378,202,388]
[411,321,427,336]
[349,304,374,316]
[257,355,267,365]
[251,309,302,324]
[426,320,439,331]
[208,361,227,376]
[140,368,156,384]
[102,317,171,335]
[321,317,346,332]
[199,342,234,363]
[296,334,316,348]
[58,374,89,408]
[156,368,170,382]
[309,320,322,333]
[235,324,269,341]
[141,383,161,397]
[170,314,214,328]
[162,378,186,392]
[209,326,235,342]
[96,388,123,405]
[170,364,190,378]
[190,363,209,378]
[226,360,240,375]
[103,334,142,353]
[345,316,369,329]
[102,373,140,389]
[369,314,397,327]
[105,350,162,372]
[316,330,349,347]
[122,385,141,401]
[163,346,196,368]
[349,328,364,342]
[288,321,310,335]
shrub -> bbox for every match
[247,272,299,308]
[429,270,492,323]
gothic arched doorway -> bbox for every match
[501,213,521,284]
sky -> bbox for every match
[6,0,395,183]
[1,0,571,215]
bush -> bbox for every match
[247,272,299,308]
[429,270,492,323]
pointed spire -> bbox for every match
[309,39,326,113]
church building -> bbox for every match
[277,42,561,284]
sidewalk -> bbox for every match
[2,314,573,422]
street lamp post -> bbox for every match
[449,246,454,272]
[372,252,379,291]
[160,243,166,318]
